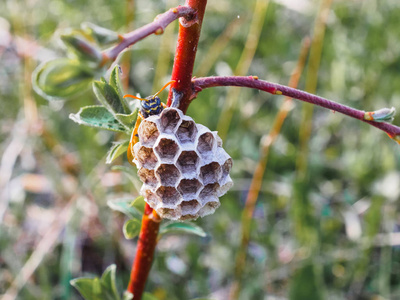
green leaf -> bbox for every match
[32,59,94,101]
[82,22,120,45]
[107,198,143,219]
[115,109,139,130]
[110,65,130,113]
[69,105,128,133]
[131,196,145,215]
[159,222,207,238]
[70,278,102,300]
[71,265,122,300]
[60,31,102,63]
[93,80,125,115]
[123,218,141,239]
[101,265,121,300]
[106,140,130,164]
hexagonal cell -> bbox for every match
[197,132,216,155]
[176,120,198,144]
[157,207,180,220]
[217,176,233,197]
[177,179,202,198]
[179,214,199,221]
[198,200,220,217]
[154,138,180,163]
[138,119,159,147]
[156,186,182,207]
[138,168,157,188]
[214,132,223,147]
[180,199,201,215]
[200,162,222,185]
[198,183,219,202]
[135,146,158,169]
[156,164,180,187]
[177,151,199,176]
[159,108,181,133]
[142,189,160,209]
[222,158,233,178]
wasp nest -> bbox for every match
[132,107,233,220]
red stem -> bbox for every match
[127,204,161,299]
[167,0,208,113]
[126,1,207,298]
[192,76,400,139]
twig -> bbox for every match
[192,76,400,142]
[104,6,197,62]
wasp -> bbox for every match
[123,80,175,164]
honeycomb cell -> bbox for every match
[138,168,157,188]
[156,186,182,207]
[177,120,197,144]
[180,200,201,215]
[159,108,181,133]
[156,164,180,186]
[154,138,180,163]
[180,214,199,221]
[142,189,160,208]
[136,146,158,169]
[214,132,223,147]
[177,179,202,198]
[177,151,199,176]
[217,177,234,197]
[197,132,216,161]
[157,207,180,220]
[138,119,160,147]
[222,158,233,178]
[200,162,222,185]
[199,201,220,217]
[199,183,219,202]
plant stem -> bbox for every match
[192,76,400,142]
[167,0,208,113]
[103,6,196,62]
[127,204,161,299]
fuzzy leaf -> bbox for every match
[131,196,145,214]
[93,80,125,115]
[123,218,141,239]
[71,265,122,300]
[70,278,102,300]
[107,198,143,219]
[60,31,102,63]
[106,140,130,164]
[159,222,207,238]
[82,22,120,45]
[32,59,94,101]
[100,265,121,300]
[115,109,139,129]
[110,65,130,113]
[69,105,128,132]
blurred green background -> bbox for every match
[1,0,400,299]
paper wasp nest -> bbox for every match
[132,107,233,221]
